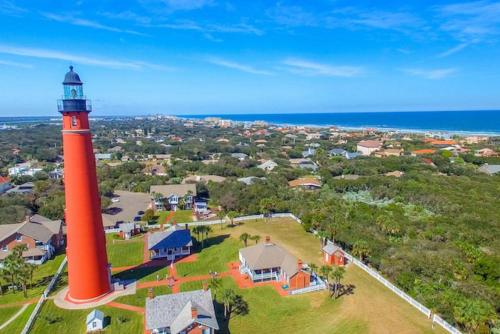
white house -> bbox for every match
[357,140,382,156]
[8,162,42,177]
[257,160,278,172]
[148,224,192,260]
[150,184,197,211]
[86,309,105,332]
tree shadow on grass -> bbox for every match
[192,234,230,253]
[113,265,166,284]
[339,283,356,297]
[213,300,231,334]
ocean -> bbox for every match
[185,110,500,135]
[1,110,500,135]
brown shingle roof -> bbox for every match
[239,242,300,277]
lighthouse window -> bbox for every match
[71,116,78,127]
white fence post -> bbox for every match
[20,257,67,334]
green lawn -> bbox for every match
[180,276,365,334]
[106,234,144,268]
[157,210,193,224]
[0,303,35,334]
[30,300,143,334]
[0,253,65,305]
[175,235,240,277]
[115,286,171,307]
[113,265,169,283]
[0,306,22,326]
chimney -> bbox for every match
[265,236,271,244]
[202,281,208,291]
[297,259,303,271]
[147,288,154,299]
[191,306,198,319]
[185,223,189,230]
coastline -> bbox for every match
[2,112,500,136]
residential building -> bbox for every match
[118,222,141,240]
[145,288,219,334]
[289,158,318,172]
[257,160,278,171]
[475,148,498,157]
[86,310,105,332]
[237,176,265,185]
[182,175,226,184]
[150,184,197,211]
[0,176,12,194]
[374,148,403,158]
[239,237,311,290]
[329,149,360,160]
[8,162,42,177]
[288,178,322,190]
[94,153,112,160]
[5,182,34,195]
[302,147,316,158]
[231,153,248,161]
[0,214,64,266]
[411,149,436,156]
[357,140,382,156]
[478,164,500,175]
[147,224,192,260]
[322,241,345,266]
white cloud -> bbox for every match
[42,13,146,36]
[0,59,33,68]
[206,57,273,75]
[436,1,500,41]
[282,58,363,77]
[0,44,173,71]
[401,68,457,79]
[163,0,214,11]
[0,0,26,16]
[437,43,469,57]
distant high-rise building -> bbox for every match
[58,66,111,301]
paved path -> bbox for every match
[107,301,144,314]
[0,303,29,330]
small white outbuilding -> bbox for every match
[86,309,105,332]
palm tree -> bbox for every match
[220,288,236,319]
[208,277,222,298]
[317,230,329,250]
[320,265,332,281]
[239,233,251,247]
[227,211,238,227]
[309,263,318,275]
[192,225,203,242]
[329,267,345,299]
[250,235,261,244]
[352,240,370,262]
[216,210,226,230]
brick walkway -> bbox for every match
[134,260,288,296]
[0,298,38,308]
[107,301,144,314]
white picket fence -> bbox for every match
[20,257,67,334]
[106,211,461,334]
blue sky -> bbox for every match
[1,0,500,116]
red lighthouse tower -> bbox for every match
[58,66,111,301]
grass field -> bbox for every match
[30,301,143,334]
[214,218,444,334]
[0,306,22,326]
[113,265,169,283]
[176,236,240,277]
[0,303,35,334]
[157,210,193,224]
[115,286,171,307]
[0,253,65,305]
[106,234,144,267]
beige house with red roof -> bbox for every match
[357,140,382,156]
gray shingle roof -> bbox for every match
[240,242,300,278]
[145,289,219,332]
[322,240,343,255]
[150,184,197,197]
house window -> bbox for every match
[16,234,22,242]
[1,245,7,251]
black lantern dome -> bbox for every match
[63,66,82,85]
